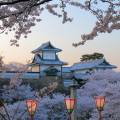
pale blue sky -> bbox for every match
[0,7,119,70]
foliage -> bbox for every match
[0,94,66,120]
[80,70,120,120]
[80,52,104,61]
[4,62,26,71]
[22,79,44,90]
[0,0,119,46]
[77,109,92,120]
[23,76,61,89]
[1,69,120,119]
[0,55,5,71]
[1,83,36,103]
[0,79,9,88]
[0,65,35,103]
[0,56,3,69]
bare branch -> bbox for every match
[100,0,120,6]
[0,0,30,5]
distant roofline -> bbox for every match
[29,62,66,65]
[96,65,117,69]
[71,58,117,71]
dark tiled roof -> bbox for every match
[71,59,117,71]
[32,41,62,53]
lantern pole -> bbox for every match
[98,110,102,120]
[69,74,87,120]
[69,83,78,120]
[30,115,34,120]
[68,114,71,120]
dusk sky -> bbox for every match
[0,7,119,70]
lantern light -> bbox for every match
[94,96,105,111]
[26,99,38,119]
[64,98,76,114]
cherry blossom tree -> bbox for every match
[0,0,119,46]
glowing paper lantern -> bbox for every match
[26,99,37,119]
[94,96,105,111]
[64,98,76,114]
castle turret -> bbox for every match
[30,41,67,76]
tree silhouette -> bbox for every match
[80,52,104,61]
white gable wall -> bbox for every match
[73,68,97,74]
[31,65,39,72]
[74,69,88,74]
[43,51,56,60]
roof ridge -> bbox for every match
[32,41,62,53]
